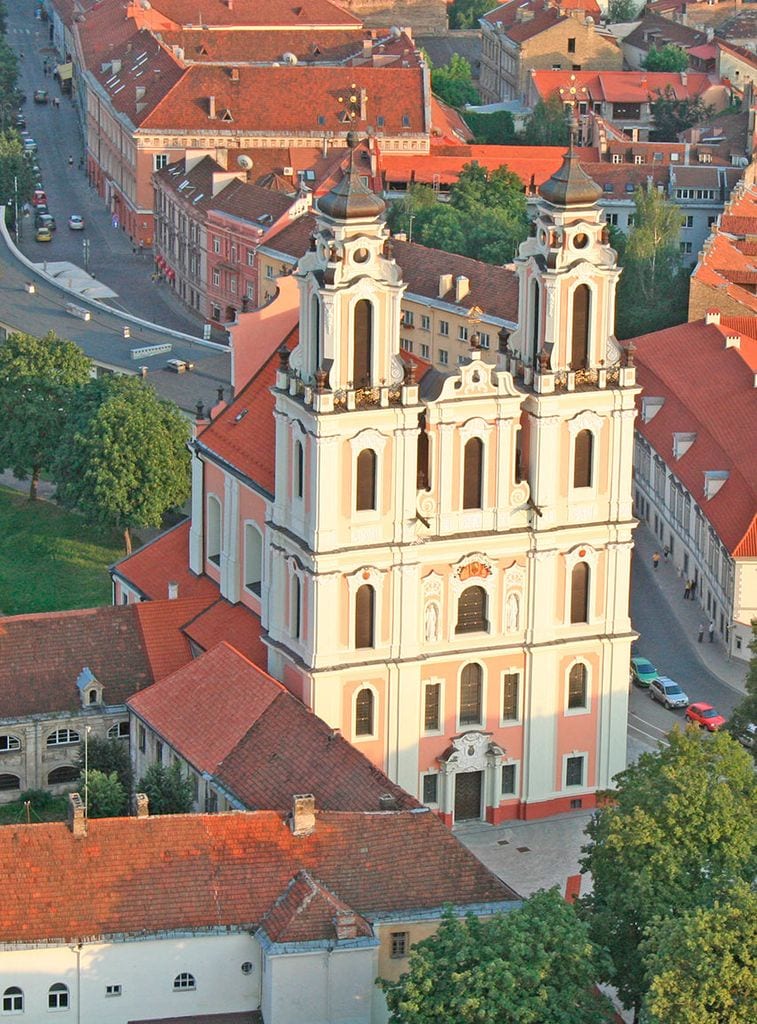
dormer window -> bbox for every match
[76,667,103,708]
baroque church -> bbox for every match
[114,135,639,824]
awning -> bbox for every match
[57,62,73,81]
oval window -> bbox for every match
[353,247,369,263]
[573,232,589,249]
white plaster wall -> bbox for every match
[262,946,376,1024]
[0,933,260,1024]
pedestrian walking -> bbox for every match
[698,623,704,643]
[652,551,660,570]
[708,620,715,643]
[688,578,695,599]
[683,580,690,600]
[67,154,73,167]
[663,545,670,560]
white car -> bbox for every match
[648,675,689,710]
[68,214,85,230]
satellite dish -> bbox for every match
[389,26,401,38]
[282,52,298,65]
[237,155,253,169]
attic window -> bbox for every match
[221,109,233,122]
[641,397,665,423]
[703,470,728,500]
[402,115,410,127]
[672,432,696,459]
[603,183,614,193]
[376,115,385,127]
[317,115,325,125]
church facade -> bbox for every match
[114,138,639,824]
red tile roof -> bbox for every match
[129,642,283,773]
[134,0,362,28]
[531,70,713,104]
[430,96,474,146]
[0,809,517,943]
[692,183,757,315]
[111,520,218,602]
[632,318,757,555]
[507,10,567,46]
[182,599,267,666]
[261,870,373,944]
[134,597,209,681]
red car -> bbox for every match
[32,189,47,207]
[685,702,727,732]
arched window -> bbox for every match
[48,766,79,785]
[291,575,301,639]
[355,584,375,649]
[456,586,488,634]
[574,430,593,488]
[353,299,373,386]
[571,284,590,370]
[463,437,483,510]
[356,449,377,511]
[294,439,304,499]
[207,494,221,565]
[88,688,98,704]
[459,663,483,726]
[355,688,374,736]
[0,774,20,792]
[244,524,263,595]
[107,721,129,739]
[46,729,80,746]
[48,984,69,1011]
[173,973,196,992]
[416,412,430,490]
[0,735,20,752]
[2,988,23,1013]
[311,294,321,371]
[570,562,590,624]
[530,278,541,358]
[568,663,588,709]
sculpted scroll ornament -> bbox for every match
[443,732,504,773]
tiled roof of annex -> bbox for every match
[0,598,205,717]
[482,0,600,30]
[530,69,714,104]
[110,519,218,602]
[0,808,518,943]
[632,315,757,555]
[692,182,757,313]
[181,599,267,667]
[134,0,362,28]
[623,12,708,52]
[260,870,373,944]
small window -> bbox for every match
[403,310,414,327]
[417,413,430,490]
[568,664,588,710]
[438,349,448,365]
[156,740,164,764]
[566,755,584,787]
[48,984,69,1010]
[574,430,593,488]
[138,724,146,753]
[87,688,98,705]
[420,314,431,331]
[154,154,168,170]
[2,988,23,1013]
[291,575,302,640]
[459,663,483,726]
[439,320,449,336]
[502,673,519,721]
[173,973,196,992]
[402,114,410,127]
[355,585,375,649]
[463,437,483,510]
[424,681,440,731]
[456,586,488,634]
[567,37,576,53]
[294,439,305,499]
[0,735,20,752]
[570,563,590,624]
[207,495,221,565]
[422,773,438,804]
[107,721,130,739]
[105,985,122,997]
[46,729,80,746]
[244,524,263,596]
[356,449,377,512]
[420,343,430,359]
[376,115,385,127]
[501,763,516,796]
[390,931,409,957]
[355,688,374,737]
[212,269,221,287]
[458,325,468,341]
[213,237,220,254]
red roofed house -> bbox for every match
[480,0,620,104]
[0,802,519,1024]
[632,310,757,658]
[114,142,640,825]
[689,177,757,319]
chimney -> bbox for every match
[724,334,741,349]
[167,581,179,600]
[68,793,86,838]
[208,95,216,119]
[379,793,398,811]
[135,792,149,818]
[230,66,239,82]
[704,308,721,324]
[290,794,315,837]
[334,909,358,940]
[455,275,470,302]
[438,273,453,297]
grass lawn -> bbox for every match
[0,794,68,826]
[0,486,124,614]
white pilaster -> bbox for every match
[188,449,204,574]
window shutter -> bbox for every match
[570,563,589,623]
[353,299,372,386]
[463,437,483,509]
[356,449,377,511]
[571,285,590,370]
[460,663,483,725]
[355,584,375,648]
[573,430,593,488]
[456,586,488,634]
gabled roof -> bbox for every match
[111,519,218,602]
[623,12,708,52]
[260,870,373,944]
[133,0,362,29]
[0,809,518,943]
[530,69,713,104]
[181,599,267,667]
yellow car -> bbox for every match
[35,225,53,243]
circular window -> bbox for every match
[241,962,254,975]
[353,247,369,264]
[573,232,589,249]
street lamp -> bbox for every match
[13,175,19,245]
[82,237,90,273]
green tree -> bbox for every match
[640,882,757,1024]
[0,131,36,208]
[650,87,714,141]
[0,331,91,499]
[379,889,613,1024]
[579,729,757,1021]
[727,621,757,749]
[448,0,491,30]
[614,184,687,338]
[642,44,689,73]
[386,183,438,237]
[81,769,128,818]
[76,735,133,794]
[0,37,19,108]
[520,97,570,147]
[464,109,516,145]
[53,375,191,554]
[431,54,479,109]
[607,0,642,21]
[137,762,194,815]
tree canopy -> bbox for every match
[650,88,714,141]
[81,769,128,819]
[0,132,36,211]
[137,762,194,815]
[607,0,642,22]
[727,621,757,752]
[431,54,479,109]
[464,109,516,145]
[579,728,757,1020]
[379,889,613,1024]
[0,331,92,499]
[448,0,491,30]
[76,735,133,794]
[520,97,570,147]
[642,44,689,73]
[53,375,191,553]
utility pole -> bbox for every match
[82,237,90,273]
[13,176,19,245]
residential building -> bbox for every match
[632,310,757,659]
[689,177,757,318]
[113,140,640,823]
[0,800,519,1024]
[717,41,757,95]
[621,12,711,71]
[480,0,620,104]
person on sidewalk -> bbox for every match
[708,620,715,643]
[698,623,704,643]
[652,551,661,570]
[683,579,690,600]
[663,546,670,560]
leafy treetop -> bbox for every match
[642,44,689,73]
[448,0,491,30]
[727,620,757,750]
[431,53,479,109]
[137,762,194,815]
[521,96,571,147]
[650,87,714,141]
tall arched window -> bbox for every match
[207,495,221,565]
[0,774,20,792]
[311,294,321,371]
[291,575,301,639]
[356,449,377,511]
[48,765,79,784]
[355,584,375,649]
[463,437,483,510]
[570,562,590,624]
[459,663,483,726]
[568,663,588,709]
[355,688,374,736]
[456,586,488,634]
[530,278,541,358]
[416,412,430,490]
[353,299,373,386]
[573,430,593,488]
[571,284,590,370]
[294,439,304,499]
[244,524,263,595]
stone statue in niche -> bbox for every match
[424,601,439,643]
[506,592,520,632]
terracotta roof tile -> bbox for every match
[531,70,713,104]
[134,597,209,680]
[261,870,373,944]
[182,599,267,666]
[0,809,518,943]
[133,0,362,28]
[623,12,707,52]
[111,520,219,602]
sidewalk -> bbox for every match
[633,522,747,693]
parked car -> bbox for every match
[736,722,756,750]
[33,89,49,104]
[630,657,659,688]
[34,206,50,223]
[649,676,689,710]
[685,702,726,731]
[35,225,53,243]
[67,214,84,231]
[32,189,47,207]
[22,138,37,155]
[36,213,56,232]
[15,113,25,130]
